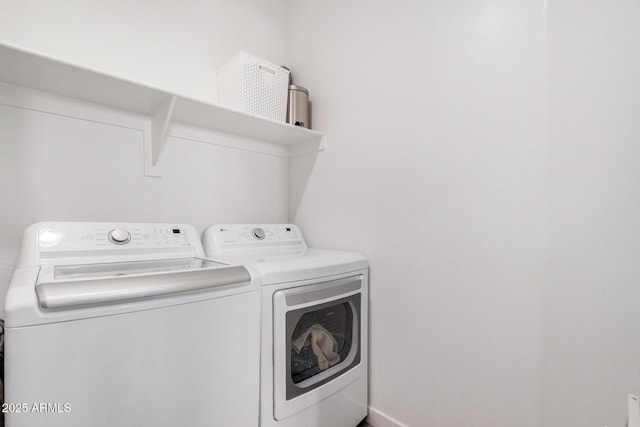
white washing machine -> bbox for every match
[202,224,368,427]
[4,222,260,427]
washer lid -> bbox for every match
[49,257,224,281]
[36,258,249,310]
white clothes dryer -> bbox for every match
[5,222,260,427]
[203,224,368,427]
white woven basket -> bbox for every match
[216,51,290,122]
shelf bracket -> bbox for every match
[151,95,176,165]
[144,95,176,177]
[288,134,326,158]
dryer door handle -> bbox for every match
[282,276,362,307]
[36,265,251,309]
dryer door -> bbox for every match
[272,275,364,420]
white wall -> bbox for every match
[287,1,547,426]
[289,1,640,426]
[0,0,289,316]
[542,0,640,425]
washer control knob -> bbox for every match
[252,227,265,240]
[108,228,131,245]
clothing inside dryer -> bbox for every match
[290,301,354,384]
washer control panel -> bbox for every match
[36,222,196,255]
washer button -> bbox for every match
[108,229,131,245]
[252,228,265,240]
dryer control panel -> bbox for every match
[203,224,307,256]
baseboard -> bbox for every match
[367,406,409,427]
